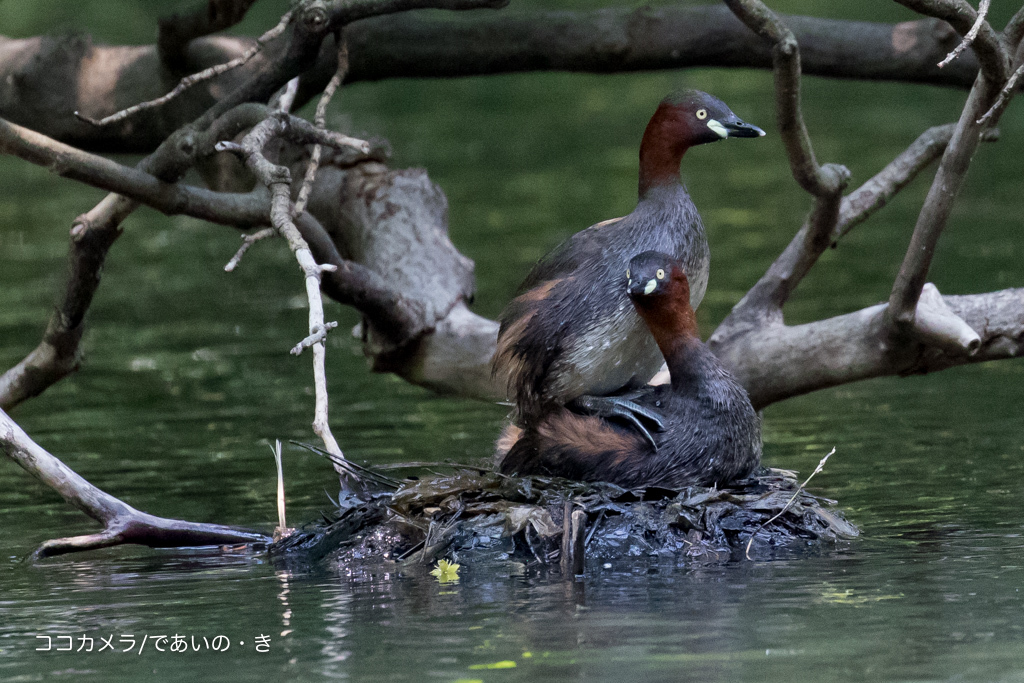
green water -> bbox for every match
[4,2,1024,680]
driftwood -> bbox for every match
[0,408,268,558]
[0,8,986,152]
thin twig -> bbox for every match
[745,447,835,560]
[938,0,990,68]
[887,73,999,329]
[224,227,276,271]
[893,0,1009,85]
[291,321,339,355]
[237,114,354,490]
[294,36,350,218]
[76,10,294,127]
[290,440,402,489]
[977,62,1024,125]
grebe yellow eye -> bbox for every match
[695,109,708,120]
[656,268,665,280]
[626,268,630,279]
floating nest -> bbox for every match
[270,460,858,570]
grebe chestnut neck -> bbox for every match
[497,251,762,490]
[493,90,764,433]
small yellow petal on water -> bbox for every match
[468,660,517,670]
[430,559,461,583]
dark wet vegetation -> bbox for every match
[273,463,858,571]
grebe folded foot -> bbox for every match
[569,393,665,450]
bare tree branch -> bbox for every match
[1005,6,1024,48]
[706,0,1015,409]
[715,0,849,333]
[1,408,268,559]
[724,0,850,197]
[0,10,987,153]
[0,110,419,409]
[81,0,508,133]
[0,101,282,410]
[937,0,990,68]
[78,11,296,127]
[978,59,1024,124]
[714,287,1024,410]
[0,195,131,411]
[224,227,276,272]
[887,73,999,329]
[233,111,360,487]
[337,8,978,87]
[0,116,271,225]
[834,123,952,240]
[159,0,260,73]
[709,121,980,353]
[294,35,349,218]
[0,112,367,227]
[894,0,1009,83]
[886,24,1023,328]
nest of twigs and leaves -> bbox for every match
[270,448,858,570]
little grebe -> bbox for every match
[497,251,762,490]
[493,90,764,434]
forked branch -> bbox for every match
[723,0,849,197]
[718,0,849,322]
[709,0,1012,400]
[78,10,296,127]
[888,73,1000,330]
[227,110,372,488]
[894,0,1009,84]
[1,408,268,559]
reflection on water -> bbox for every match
[3,6,1024,680]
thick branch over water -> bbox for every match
[0,408,268,558]
[714,288,1024,410]
[0,8,981,152]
